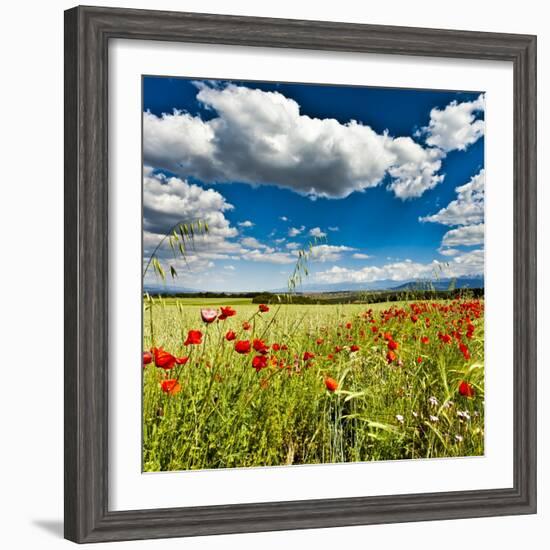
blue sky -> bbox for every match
[142,77,485,292]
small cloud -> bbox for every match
[310,244,355,262]
[223,265,236,270]
[279,216,288,222]
[274,237,286,244]
[328,226,339,232]
[241,249,295,265]
[288,225,305,237]
[438,248,459,257]
[241,236,267,249]
[238,220,254,228]
[352,253,371,260]
[286,242,300,250]
[309,227,327,238]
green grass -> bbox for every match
[143,298,484,472]
[149,297,255,306]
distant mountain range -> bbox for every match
[270,277,484,294]
[390,277,484,291]
[144,276,484,295]
[144,284,206,295]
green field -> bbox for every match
[143,297,484,471]
[150,296,255,307]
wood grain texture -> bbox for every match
[64,5,537,543]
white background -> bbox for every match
[110,40,514,510]
[0,1,547,548]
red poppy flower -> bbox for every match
[438,332,452,344]
[459,342,471,361]
[253,338,269,355]
[458,380,475,397]
[411,314,419,323]
[225,330,236,341]
[371,325,378,333]
[346,322,352,330]
[416,356,423,364]
[271,343,281,351]
[324,377,338,392]
[383,332,392,341]
[281,344,288,351]
[184,330,202,345]
[258,304,270,313]
[334,345,344,353]
[200,308,218,324]
[242,321,251,331]
[175,356,189,365]
[388,340,399,351]
[386,350,397,363]
[316,338,324,345]
[218,306,237,320]
[234,340,251,354]
[252,355,268,372]
[303,351,315,362]
[350,345,360,352]
[327,353,334,361]
[161,379,181,395]
[143,351,153,366]
[153,347,177,370]
[420,336,430,345]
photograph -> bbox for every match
[141,76,486,472]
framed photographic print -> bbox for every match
[64,6,537,543]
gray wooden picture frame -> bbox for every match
[64,5,537,543]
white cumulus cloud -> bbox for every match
[420,169,485,227]
[441,223,484,247]
[240,236,268,249]
[315,249,483,284]
[438,248,460,257]
[309,227,327,238]
[288,225,305,237]
[309,244,355,263]
[423,94,485,152]
[238,220,254,228]
[142,167,241,265]
[241,249,295,264]
[143,83,453,200]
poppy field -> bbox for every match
[142,297,484,472]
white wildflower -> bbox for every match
[428,396,439,407]
[395,414,404,424]
[429,415,439,423]
[455,434,464,442]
